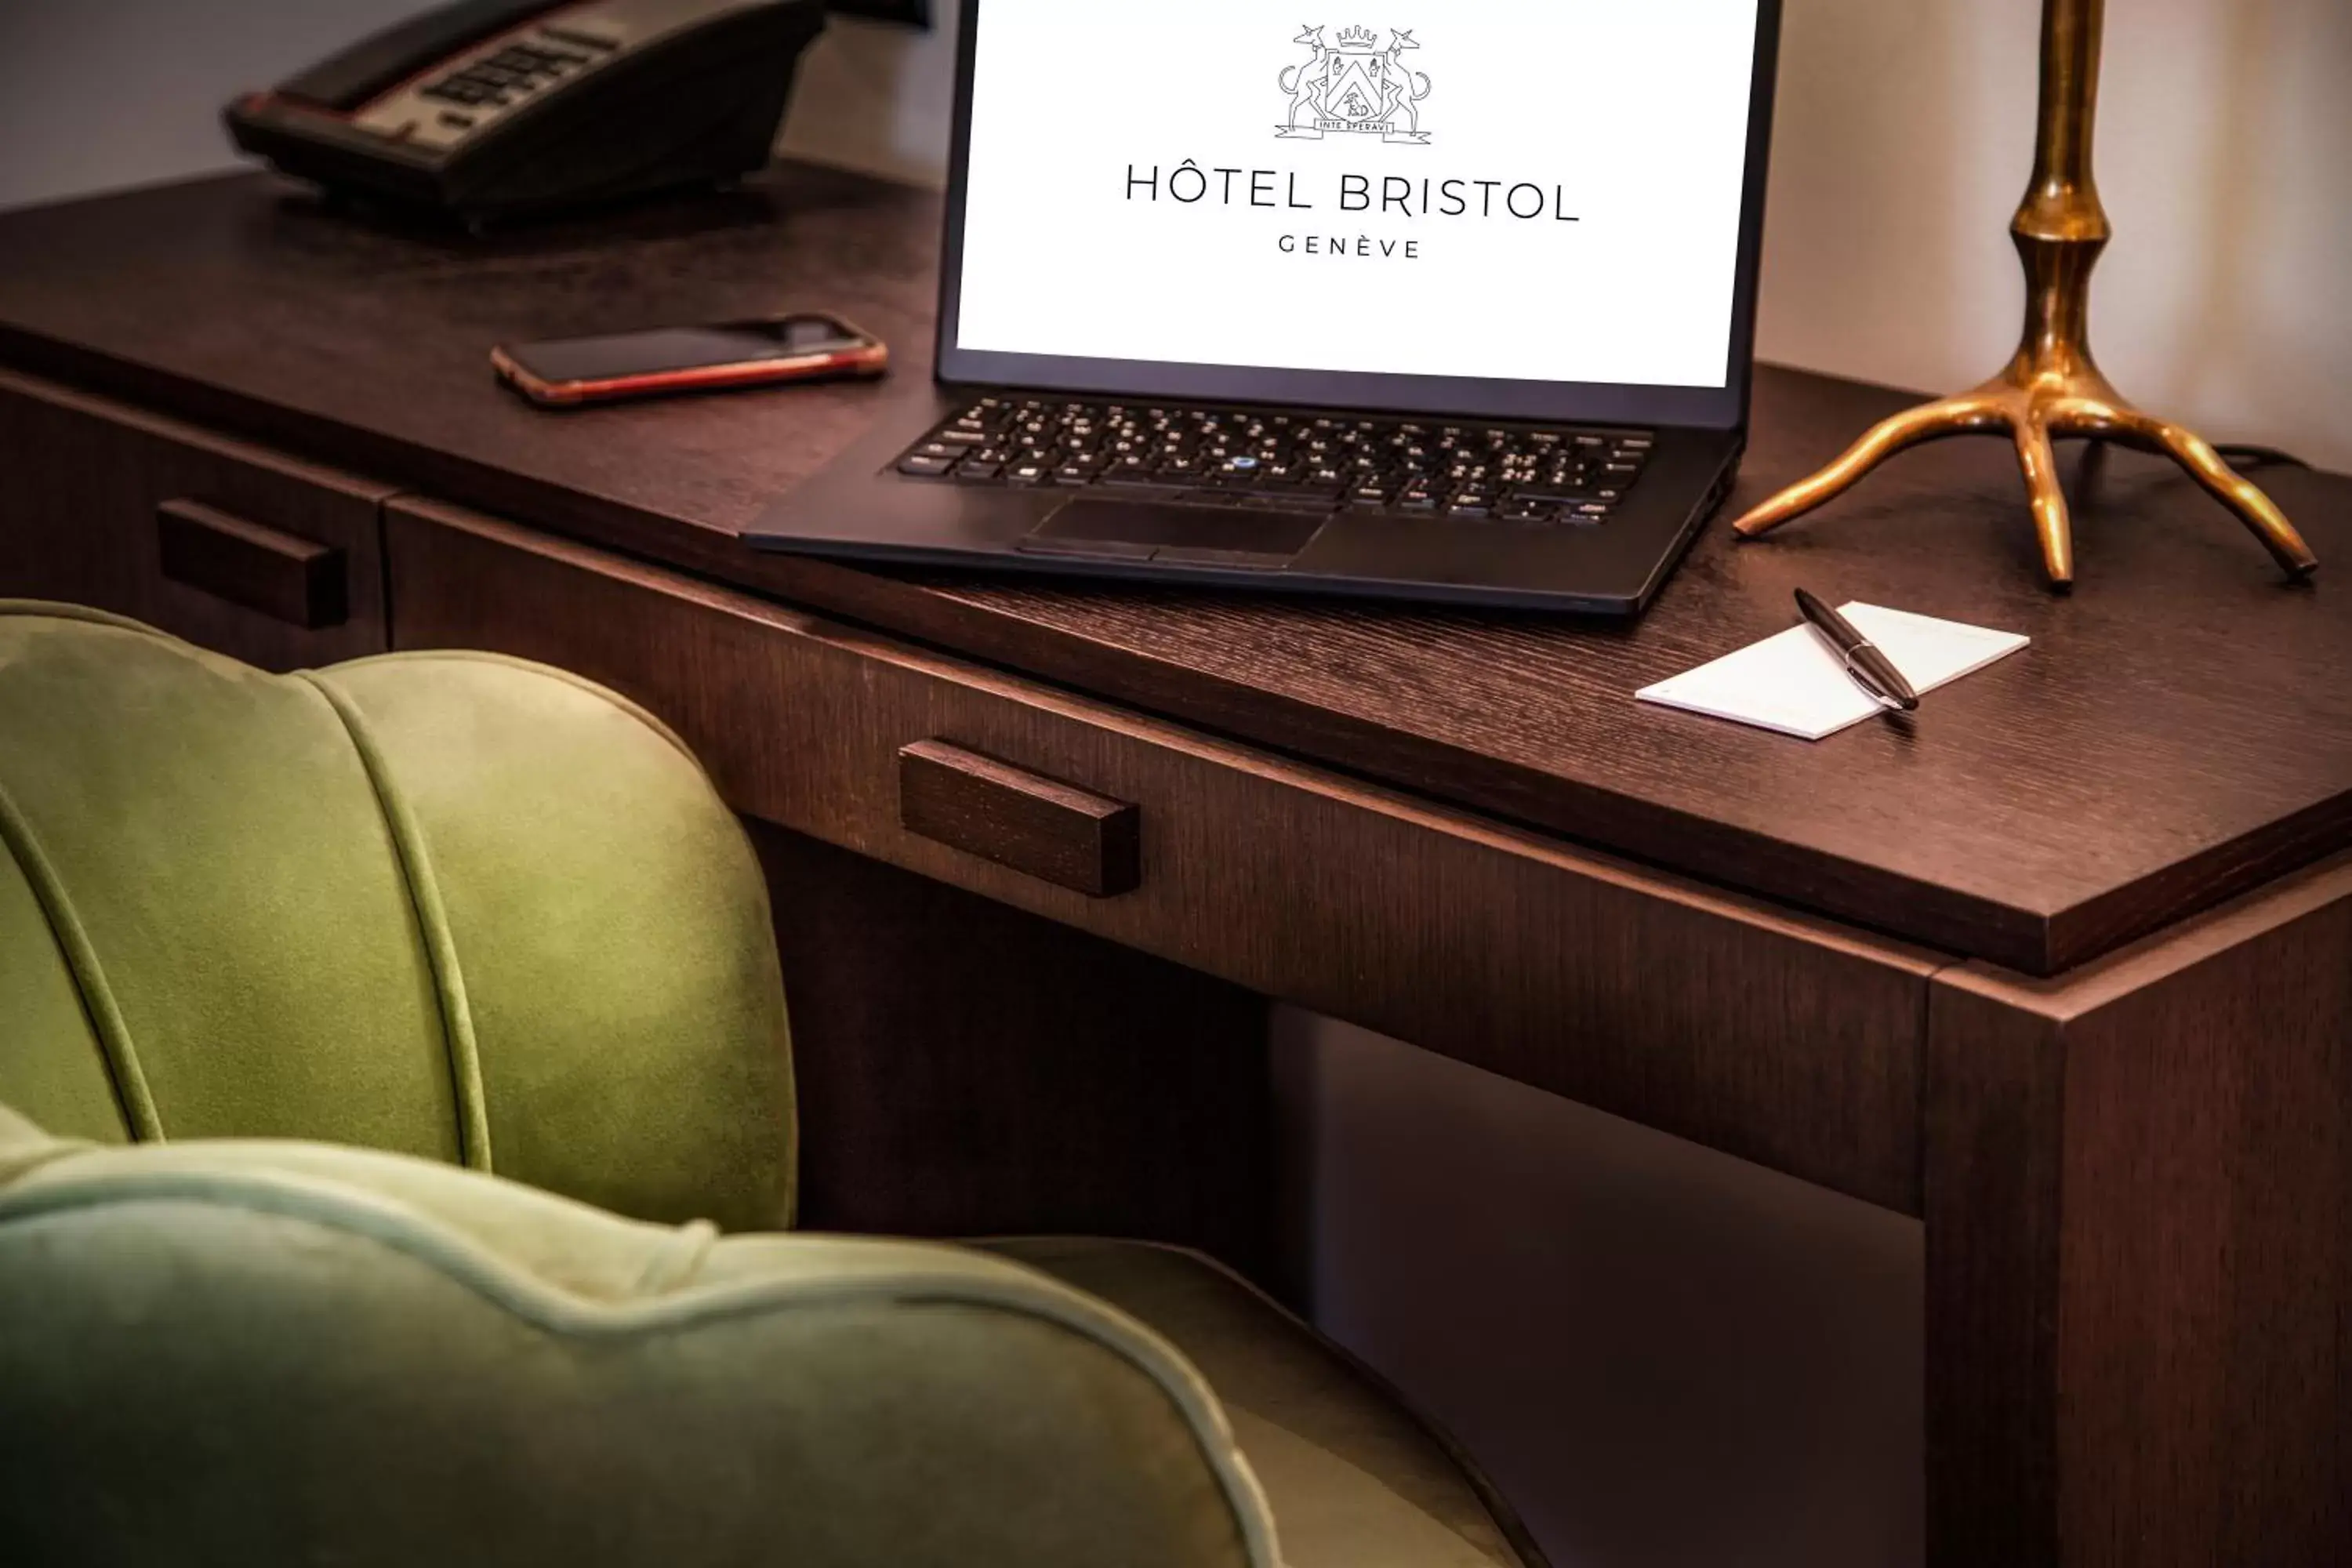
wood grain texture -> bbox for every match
[1926,854,2352,1567]
[749,819,1276,1280]
[0,170,2343,971]
[898,739,1142,898]
[1922,974,2068,1563]
[0,368,391,670]
[387,497,1937,1212]
[154,498,347,630]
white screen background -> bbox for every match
[954,0,1761,390]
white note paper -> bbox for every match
[1637,603,2029,741]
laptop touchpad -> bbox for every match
[1021,499,1325,569]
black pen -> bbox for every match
[1795,589,1919,712]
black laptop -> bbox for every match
[751,0,1783,615]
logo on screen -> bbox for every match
[1276,25,1433,144]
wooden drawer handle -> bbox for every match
[155,499,347,630]
[898,740,1142,898]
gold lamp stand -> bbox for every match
[1733,0,2318,588]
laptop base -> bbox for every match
[748,388,1743,617]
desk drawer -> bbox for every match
[0,369,393,670]
[387,499,1940,1214]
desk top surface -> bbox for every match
[1,162,2346,975]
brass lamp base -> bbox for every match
[1731,0,2317,589]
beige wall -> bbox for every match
[1760,0,2351,470]
[0,0,451,209]
[1269,1014,1928,1568]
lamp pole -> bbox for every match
[1733,0,2316,589]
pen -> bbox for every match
[1795,589,1919,712]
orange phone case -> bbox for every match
[491,319,888,407]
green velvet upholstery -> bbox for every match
[0,603,793,1228]
[0,1105,1274,1567]
[0,601,1538,1568]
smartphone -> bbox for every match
[491,313,887,407]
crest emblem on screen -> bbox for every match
[1276,25,1432,143]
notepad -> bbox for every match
[1637,603,2029,740]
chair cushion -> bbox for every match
[0,1106,1280,1568]
[975,1237,1546,1568]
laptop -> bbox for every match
[750,0,1783,615]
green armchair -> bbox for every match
[0,601,1540,1568]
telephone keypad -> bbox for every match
[423,42,581,110]
[343,2,750,154]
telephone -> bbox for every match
[226,0,859,225]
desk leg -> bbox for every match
[1924,864,2352,1567]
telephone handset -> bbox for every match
[226,0,835,225]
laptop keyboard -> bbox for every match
[893,397,1654,524]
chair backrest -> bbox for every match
[0,602,793,1231]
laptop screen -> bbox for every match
[940,0,1775,426]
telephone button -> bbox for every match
[539,26,621,52]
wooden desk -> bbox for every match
[0,165,2344,1567]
